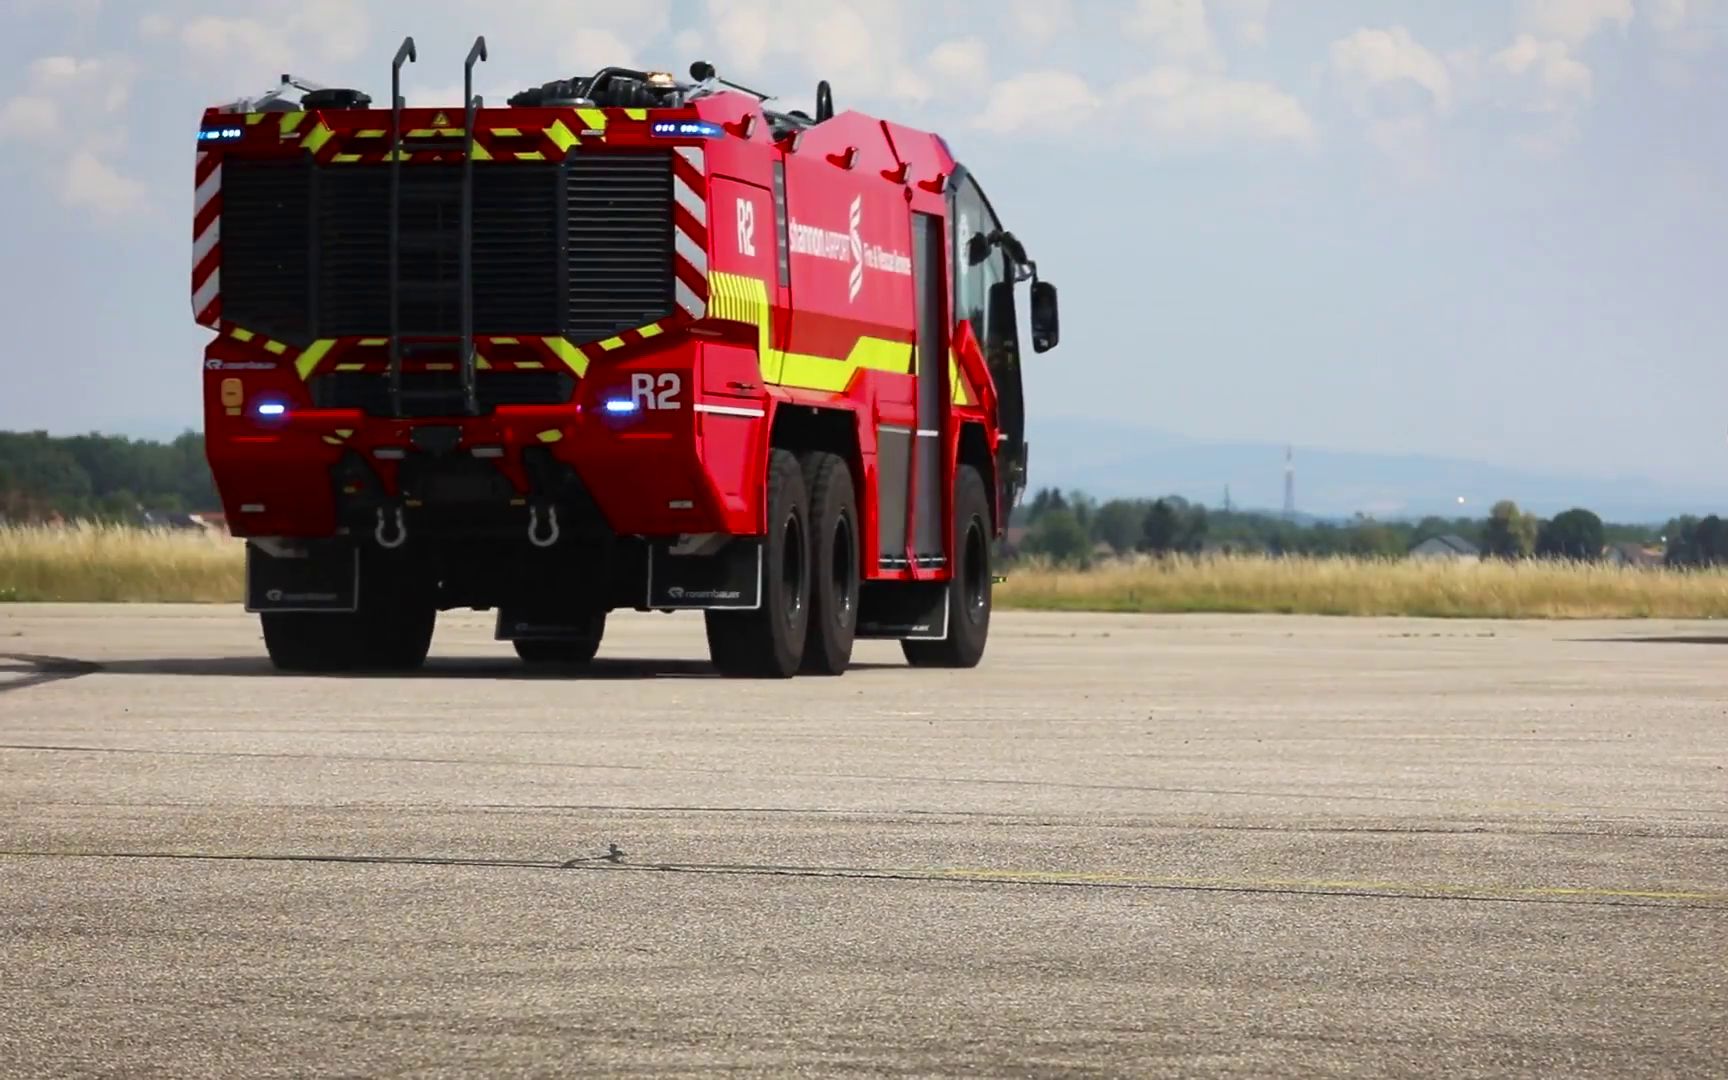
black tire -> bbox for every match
[706,448,811,678]
[902,463,992,669]
[799,450,860,675]
[513,612,605,666]
[260,552,435,674]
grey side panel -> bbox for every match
[877,425,910,567]
[911,211,946,565]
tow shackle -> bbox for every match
[375,505,407,549]
[527,504,560,548]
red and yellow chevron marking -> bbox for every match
[214,313,689,382]
[290,105,656,165]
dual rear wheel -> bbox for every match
[705,448,859,678]
[704,449,992,677]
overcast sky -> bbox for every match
[2,0,1724,488]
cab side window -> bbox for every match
[951,173,1011,374]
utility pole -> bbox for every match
[1282,445,1295,520]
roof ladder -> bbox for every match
[386,35,416,419]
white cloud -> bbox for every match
[0,52,147,220]
[1492,35,1594,112]
[1122,67,1314,144]
[974,69,1099,134]
[1214,0,1273,46]
[1009,0,1074,41]
[1125,0,1223,69]
[0,96,58,139]
[973,64,1311,150]
[929,38,989,84]
[1329,26,1454,117]
[1514,0,1634,44]
[64,151,148,216]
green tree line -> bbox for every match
[0,430,216,522]
[1008,488,1711,568]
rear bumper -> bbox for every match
[206,398,765,542]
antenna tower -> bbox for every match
[1282,445,1295,519]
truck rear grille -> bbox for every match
[309,369,576,416]
[218,153,675,346]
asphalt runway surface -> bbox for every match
[1,603,1725,1078]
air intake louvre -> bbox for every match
[564,151,676,341]
[218,159,312,342]
[219,153,673,346]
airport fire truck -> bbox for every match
[192,38,1060,677]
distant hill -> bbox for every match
[1022,415,1723,525]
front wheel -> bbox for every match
[902,463,992,669]
[799,450,860,675]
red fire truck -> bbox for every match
[193,39,1060,678]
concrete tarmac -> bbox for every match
[1,604,1725,1078]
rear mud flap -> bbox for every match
[494,611,599,641]
[857,581,949,640]
[244,541,359,613]
[646,535,762,610]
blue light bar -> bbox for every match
[651,119,724,139]
[255,402,287,417]
[603,398,637,414]
[198,126,243,144]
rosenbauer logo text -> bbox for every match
[786,195,911,302]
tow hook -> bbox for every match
[527,503,560,548]
[375,505,407,549]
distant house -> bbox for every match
[1603,542,1663,568]
[1408,534,1479,560]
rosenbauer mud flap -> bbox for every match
[644,534,763,610]
[856,581,949,641]
[244,538,360,613]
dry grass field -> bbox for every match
[4,523,1728,618]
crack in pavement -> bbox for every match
[2,847,1724,911]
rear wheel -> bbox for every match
[706,448,811,678]
[261,554,436,674]
[902,463,992,669]
[513,612,605,666]
[799,450,860,675]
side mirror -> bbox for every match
[1030,279,1059,353]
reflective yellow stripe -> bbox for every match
[264,340,288,355]
[358,338,388,347]
[229,327,256,342]
[332,153,363,163]
[246,112,265,126]
[546,120,578,152]
[490,337,520,345]
[278,111,305,136]
[576,108,608,132]
[542,337,587,376]
[513,151,546,161]
[515,360,544,370]
[301,122,333,153]
[706,271,912,391]
[491,127,522,137]
[537,429,563,443]
[335,363,366,372]
[624,108,648,120]
[638,322,664,339]
[599,336,626,352]
[295,339,334,378]
[355,129,386,138]
[949,351,970,406]
[475,354,492,370]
